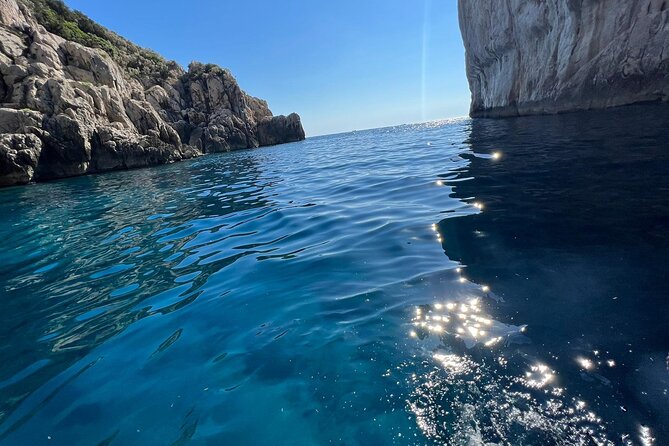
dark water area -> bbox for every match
[438,107,669,445]
[0,104,667,445]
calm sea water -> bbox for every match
[0,105,668,445]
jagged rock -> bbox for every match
[1,63,28,86]
[458,0,669,117]
[29,42,60,70]
[257,113,306,146]
[0,0,25,28]
[0,132,41,185]
[60,41,125,90]
[0,0,305,186]
[38,113,90,178]
[124,98,180,146]
[90,125,197,172]
[0,107,41,132]
[0,27,26,59]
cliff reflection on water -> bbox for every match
[410,106,669,445]
[0,105,667,445]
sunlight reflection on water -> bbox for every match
[406,276,616,445]
[0,107,667,445]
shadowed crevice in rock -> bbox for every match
[0,0,305,187]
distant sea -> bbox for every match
[0,104,667,445]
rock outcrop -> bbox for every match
[0,0,305,186]
[458,0,669,117]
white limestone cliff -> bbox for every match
[458,0,669,117]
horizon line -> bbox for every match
[307,115,471,138]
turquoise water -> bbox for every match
[0,105,667,445]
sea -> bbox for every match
[0,104,667,445]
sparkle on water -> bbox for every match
[0,105,668,445]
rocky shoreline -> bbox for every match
[0,0,304,187]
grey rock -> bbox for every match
[60,41,125,89]
[0,0,26,28]
[38,113,90,179]
[257,113,306,146]
[458,0,669,117]
[0,27,26,59]
[0,132,41,185]
[1,62,28,86]
[90,125,198,172]
[0,0,305,187]
[0,107,41,133]
[29,41,61,70]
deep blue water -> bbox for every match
[0,105,668,445]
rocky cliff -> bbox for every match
[0,0,305,187]
[458,0,669,117]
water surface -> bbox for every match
[0,105,667,445]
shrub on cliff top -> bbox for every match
[188,62,233,81]
[27,0,117,55]
[24,0,180,84]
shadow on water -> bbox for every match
[427,105,669,444]
[0,107,667,445]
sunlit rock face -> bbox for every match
[458,0,669,117]
[0,0,305,186]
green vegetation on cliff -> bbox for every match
[23,0,180,82]
[27,0,116,54]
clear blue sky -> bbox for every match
[65,0,470,136]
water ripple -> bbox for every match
[0,107,667,444]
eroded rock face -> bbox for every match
[0,0,305,187]
[0,133,41,185]
[257,113,306,146]
[458,0,669,117]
